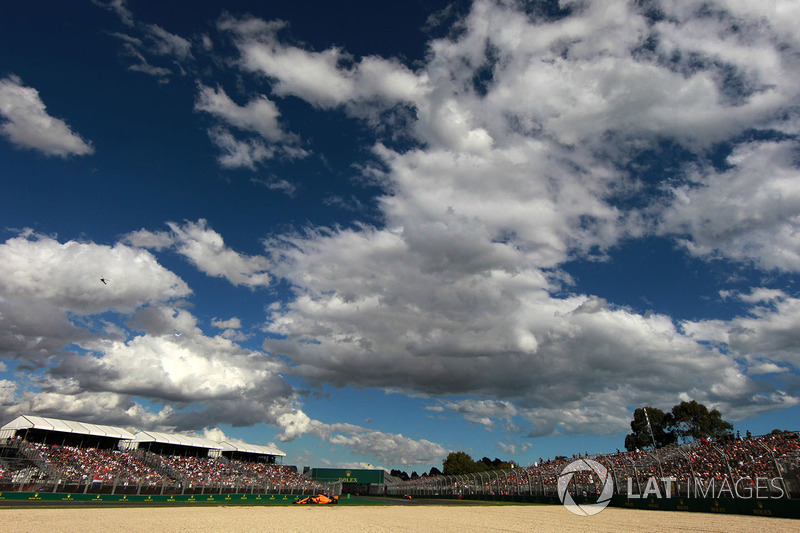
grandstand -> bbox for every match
[388,431,800,500]
[0,415,329,496]
[3,414,797,504]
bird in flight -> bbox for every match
[100,277,107,285]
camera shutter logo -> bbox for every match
[557,459,614,516]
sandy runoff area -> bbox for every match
[1,504,798,533]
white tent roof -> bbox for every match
[218,440,286,457]
[1,415,135,440]
[2,415,285,457]
[132,430,224,450]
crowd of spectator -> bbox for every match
[145,454,315,490]
[25,442,165,485]
[4,430,798,497]
[394,431,800,498]
[1,440,319,493]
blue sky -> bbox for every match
[2,0,800,472]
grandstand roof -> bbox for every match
[1,415,136,440]
[2,415,286,458]
[218,440,286,457]
[132,430,224,450]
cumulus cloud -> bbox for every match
[434,399,519,430]
[207,127,275,169]
[0,225,449,466]
[219,15,425,118]
[0,230,190,315]
[0,229,190,365]
[252,0,800,437]
[195,85,307,169]
[274,408,446,465]
[683,293,800,371]
[13,0,800,456]
[212,316,248,341]
[0,230,296,432]
[124,219,272,288]
[659,141,800,272]
[212,317,242,330]
[195,84,289,142]
[0,76,94,157]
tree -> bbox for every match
[624,406,676,451]
[670,400,733,442]
[390,469,409,481]
[442,451,515,475]
[624,401,734,450]
[442,451,477,475]
[428,467,442,477]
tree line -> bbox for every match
[624,400,733,451]
[390,453,517,481]
[391,400,736,480]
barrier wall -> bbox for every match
[417,493,800,519]
[611,494,800,519]
[0,491,306,505]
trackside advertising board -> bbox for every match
[309,468,384,484]
[0,492,305,504]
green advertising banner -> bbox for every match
[0,491,307,505]
[310,468,384,484]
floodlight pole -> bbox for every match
[644,408,665,479]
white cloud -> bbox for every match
[0,229,190,366]
[721,288,787,304]
[220,14,426,114]
[102,10,192,81]
[220,1,798,155]
[124,219,272,288]
[92,0,134,27]
[0,225,447,466]
[273,408,446,465]
[212,317,242,330]
[208,127,275,169]
[0,230,190,315]
[748,363,790,375]
[165,220,271,288]
[195,84,307,168]
[0,76,94,157]
[122,228,174,251]
[684,294,800,370]
[250,0,800,437]
[145,24,192,61]
[435,399,518,430]
[212,316,248,341]
[327,431,446,466]
[11,0,799,450]
[264,217,780,429]
[659,141,800,272]
[124,49,173,79]
[0,299,299,432]
[497,441,532,456]
[57,306,288,404]
[195,84,289,142]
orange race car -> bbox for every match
[294,493,339,504]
